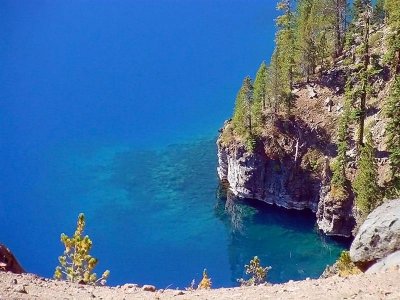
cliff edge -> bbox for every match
[1,269,399,300]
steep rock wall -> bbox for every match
[217,115,355,237]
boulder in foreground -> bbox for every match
[350,199,400,268]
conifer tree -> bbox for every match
[352,0,368,21]
[252,62,268,131]
[332,0,348,58]
[267,49,284,113]
[373,0,386,24]
[353,131,380,215]
[357,3,372,147]
[331,81,352,194]
[275,0,296,113]
[232,76,254,136]
[54,213,110,285]
[385,76,400,195]
[296,0,317,80]
[385,0,400,74]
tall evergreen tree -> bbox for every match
[252,62,268,132]
[352,0,369,21]
[385,0,400,74]
[373,0,386,24]
[332,0,348,58]
[296,0,316,80]
[385,76,400,195]
[331,80,352,194]
[233,77,254,136]
[357,4,372,147]
[267,49,284,113]
[276,0,296,113]
[353,131,380,216]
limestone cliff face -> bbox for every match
[217,114,356,237]
[217,141,319,212]
[316,186,355,237]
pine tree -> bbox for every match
[267,49,284,113]
[276,0,296,113]
[352,0,368,21]
[232,76,254,136]
[332,0,348,58]
[385,0,400,74]
[353,131,380,215]
[296,0,316,80]
[385,76,400,195]
[54,213,110,285]
[357,4,372,147]
[373,0,386,24]
[237,256,271,286]
[252,62,268,132]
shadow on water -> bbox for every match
[215,190,348,284]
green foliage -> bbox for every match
[275,0,296,113]
[54,213,110,285]
[295,0,336,76]
[385,76,400,196]
[301,148,324,173]
[373,0,386,24]
[352,0,370,21]
[252,62,269,130]
[197,269,212,289]
[268,49,285,113]
[336,251,361,276]
[385,0,400,73]
[245,134,257,153]
[233,76,254,136]
[237,256,271,286]
[353,131,381,216]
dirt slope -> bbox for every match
[1,270,399,300]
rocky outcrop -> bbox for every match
[0,244,25,274]
[350,199,400,268]
[217,115,356,237]
[217,117,326,212]
[316,186,355,237]
[366,250,400,274]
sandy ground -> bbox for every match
[0,270,399,300]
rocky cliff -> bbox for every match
[217,64,391,238]
[217,115,334,213]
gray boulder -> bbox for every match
[366,250,400,274]
[350,198,400,266]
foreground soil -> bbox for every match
[1,270,400,300]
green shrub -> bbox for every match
[245,134,257,152]
[336,251,361,277]
[54,213,110,285]
[237,256,271,286]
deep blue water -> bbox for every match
[1,0,344,288]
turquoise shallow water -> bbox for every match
[16,138,344,288]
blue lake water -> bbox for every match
[0,0,345,288]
